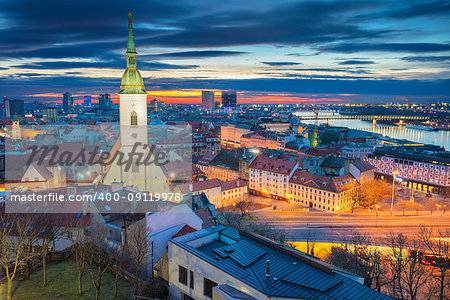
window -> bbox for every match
[179,266,188,285]
[130,111,138,126]
[190,271,194,289]
[203,278,217,298]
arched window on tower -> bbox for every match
[130,111,138,126]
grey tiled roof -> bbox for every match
[171,225,392,300]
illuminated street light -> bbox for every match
[390,171,399,216]
[436,203,442,225]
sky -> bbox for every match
[0,0,449,104]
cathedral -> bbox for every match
[102,13,171,197]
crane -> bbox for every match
[313,109,319,147]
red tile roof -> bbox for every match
[249,156,297,175]
[221,179,247,191]
[172,224,197,238]
[290,169,360,193]
[194,207,214,228]
[193,179,221,192]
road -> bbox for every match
[251,210,450,244]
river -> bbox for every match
[295,111,449,150]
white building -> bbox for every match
[249,156,298,200]
[289,170,360,212]
[168,225,391,300]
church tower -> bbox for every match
[103,13,171,198]
[119,13,147,128]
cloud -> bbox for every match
[143,50,248,59]
[261,61,303,66]
[338,60,375,65]
[320,43,450,53]
[400,55,450,62]
[10,60,198,71]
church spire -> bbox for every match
[119,13,146,94]
[126,12,136,54]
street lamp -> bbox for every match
[390,171,399,216]
[375,204,380,227]
[436,203,442,225]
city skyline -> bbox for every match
[0,0,449,104]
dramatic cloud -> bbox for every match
[261,62,303,66]
[401,55,450,62]
[320,43,450,53]
[0,0,449,103]
[338,60,375,65]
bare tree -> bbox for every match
[108,242,124,298]
[126,219,149,295]
[417,225,450,300]
[36,214,67,286]
[0,214,34,300]
[303,231,317,256]
[86,227,112,300]
[22,214,41,281]
[402,240,433,300]
[70,225,88,295]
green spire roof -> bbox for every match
[120,12,146,94]
[126,12,136,54]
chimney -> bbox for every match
[265,259,270,277]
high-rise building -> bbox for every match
[4,98,24,117]
[201,91,214,111]
[62,92,73,112]
[221,91,237,108]
[84,95,92,111]
[99,93,112,111]
[43,107,58,122]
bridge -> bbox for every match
[296,114,429,121]
[296,114,429,127]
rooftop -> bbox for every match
[171,225,390,300]
[249,156,297,175]
[290,169,360,193]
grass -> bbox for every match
[0,259,132,300]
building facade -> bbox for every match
[221,91,237,107]
[201,91,214,111]
[249,156,298,200]
[368,146,450,194]
[289,170,360,212]
[63,92,73,112]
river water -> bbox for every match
[295,111,449,150]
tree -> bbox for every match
[70,226,88,295]
[425,198,436,215]
[402,240,432,300]
[126,219,149,295]
[386,232,408,299]
[417,225,450,300]
[38,214,67,286]
[303,231,317,256]
[218,202,286,243]
[86,227,112,300]
[22,214,41,281]
[352,179,390,211]
[108,242,124,298]
[0,214,34,300]
[397,200,409,216]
